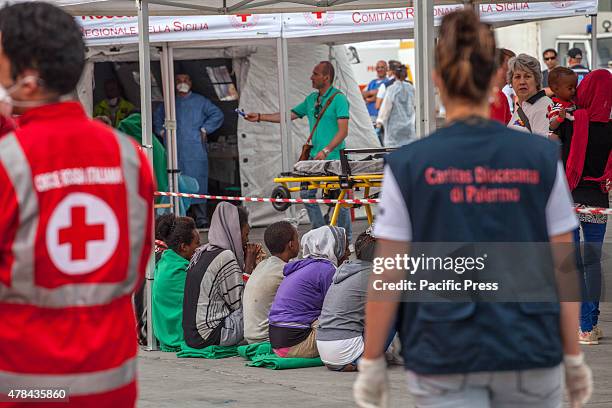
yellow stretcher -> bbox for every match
[271,148,395,226]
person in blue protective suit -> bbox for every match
[154,73,225,228]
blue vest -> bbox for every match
[386,119,563,374]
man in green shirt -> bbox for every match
[246,61,352,241]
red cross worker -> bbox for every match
[0,4,154,407]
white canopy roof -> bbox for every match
[12,0,567,16]
[79,2,599,46]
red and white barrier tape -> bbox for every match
[574,207,612,215]
[154,191,379,205]
[154,192,612,215]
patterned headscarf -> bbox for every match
[301,225,347,267]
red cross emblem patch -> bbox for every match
[46,193,119,275]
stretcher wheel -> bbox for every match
[271,185,291,212]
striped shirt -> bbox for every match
[183,248,244,347]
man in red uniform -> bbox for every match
[0,3,154,407]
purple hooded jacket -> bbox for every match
[268,258,336,328]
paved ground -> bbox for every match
[139,304,612,407]
[138,219,612,407]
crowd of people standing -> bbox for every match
[487,42,612,348]
[362,59,417,147]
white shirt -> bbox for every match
[374,163,578,242]
[507,90,553,137]
[376,83,387,100]
[376,76,394,100]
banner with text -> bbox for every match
[79,13,281,46]
[78,1,598,46]
[282,2,598,38]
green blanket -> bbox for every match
[246,353,324,370]
[237,342,273,360]
[238,342,323,369]
[160,344,182,353]
[152,250,188,351]
[177,344,239,359]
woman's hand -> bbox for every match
[565,353,593,408]
[244,243,260,274]
[353,357,389,408]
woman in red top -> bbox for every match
[490,48,515,124]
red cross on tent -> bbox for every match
[58,206,105,261]
[312,11,325,19]
[236,14,251,23]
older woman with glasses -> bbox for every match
[507,53,553,136]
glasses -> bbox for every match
[544,56,556,61]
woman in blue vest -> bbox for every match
[353,10,592,408]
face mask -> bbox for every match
[108,97,119,106]
[176,83,190,93]
[0,76,49,108]
[0,81,20,105]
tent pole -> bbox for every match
[276,37,296,220]
[161,44,180,213]
[591,14,598,70]
[168,46,180,214]
[414,0,435,138]
[138,0,158,352]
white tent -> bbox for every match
[81,40,380,226]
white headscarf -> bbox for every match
[301,225,347,267]
[189,202,245,270]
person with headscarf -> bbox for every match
[268,225,349,359]
[182,202,259,348]
[552,69,612,346]
[152,217,201,351]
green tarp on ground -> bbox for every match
[238,342,324,370]
[177,344,240,359]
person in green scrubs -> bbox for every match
[152,216,200,351]
[117,112,168,194]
